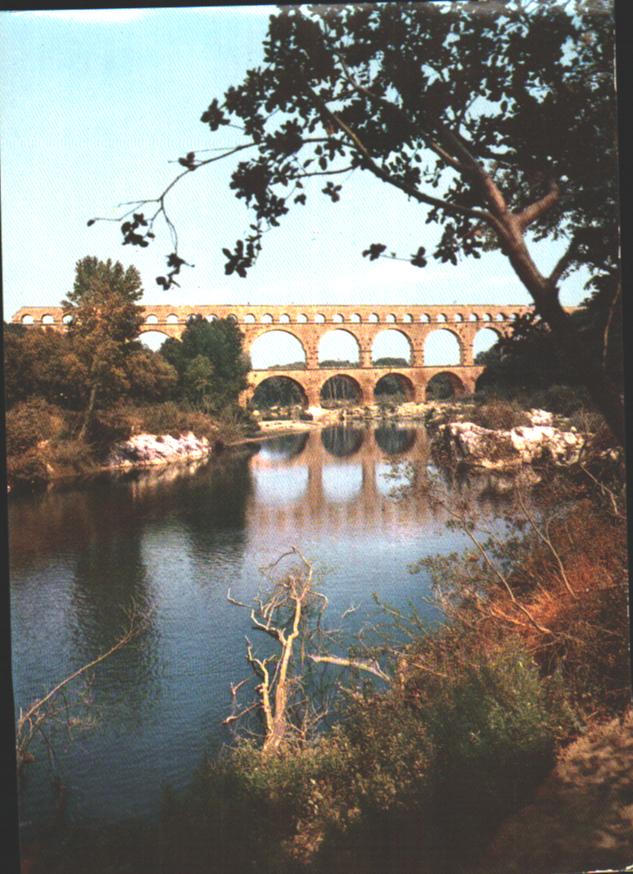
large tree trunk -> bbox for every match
[500,216,625,445]
[536,295,625,445]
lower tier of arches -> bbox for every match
[243,366,485,408]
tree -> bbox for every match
[62,257,145,438]
[160,316,250,412]
[98,1,623,441]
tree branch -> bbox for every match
[308,653,391,683]
[306,83,493,226]
[515,179,560,230]
[547,236,578,287]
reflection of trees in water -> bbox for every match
[374,424,417,455]
[176,455,253,539]
[321,425,365,457]
[256,432,309,460]
[67,492,158,719]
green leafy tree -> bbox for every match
[160,316,250,412]
[124,344,179,403]
[3,323,88,410]
[62,257,145,438]
[183,355,216,406]
[101,1,622,440]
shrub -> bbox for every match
[6,450,50,488]
[525,384,591,417]
[87,406,139,453]
[5,398,64,455]
[48,438,96,473]
[469,399,531,430]
[130,402,219,441]
[421,642,571,854]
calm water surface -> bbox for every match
[10,423,490,838]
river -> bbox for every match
[9,421,495,846]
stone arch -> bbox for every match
[145,313,159,325]
[137,329,170,351]
[425,371,466,400]
[296,313,308,323]
[482,312,493,322]
[21,314,34,324]
[436,313,447,323]
[424,328,462,366]
[318,328,361,367]
[402,313,413,323]
[473,326,502,361]
[41,313,55,324]
[166,313,180,323]
[332,313,344,323]
[368,312,380,323]
[315,313,326,323]
[279,313,291,324]
[227,314,238,322]
[374,373,415,402]
[206,314,218,322]
[251,375,309,409]
[371,328,412,366]
[260,313,274,324]
[420,313,431,323]
[320,374,363,406]
[350,312,362,323]
[468,313,479,322]
[249,329,307,370]
[62,314,73,325]
[454,313,464,322]
[495,312,506,322]
[385,313,396,323]
[244,313,256,323]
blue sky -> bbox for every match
[1,5,594,364]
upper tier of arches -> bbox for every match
[14,305,532,328]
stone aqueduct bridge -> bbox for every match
[12,302,536,405]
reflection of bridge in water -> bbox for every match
[246,425,436,537]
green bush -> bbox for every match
[48,438,96,473]
[524,384,591,417]
[131,402,219,441]
[87,406,138,452]
[5,398,63,455]
[469,399,531,430]
[422,643,571,853]
[6,450,50,488]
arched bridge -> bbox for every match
[12,302,543,405]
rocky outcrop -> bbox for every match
[432,410,586,472]
[107,431,212,469]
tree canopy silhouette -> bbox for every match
[94,1,622,440]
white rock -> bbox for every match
[107,432,212,469]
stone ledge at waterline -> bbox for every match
[106,431,213,469]
[429,409,587,472]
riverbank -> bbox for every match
[6,400,429,492]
